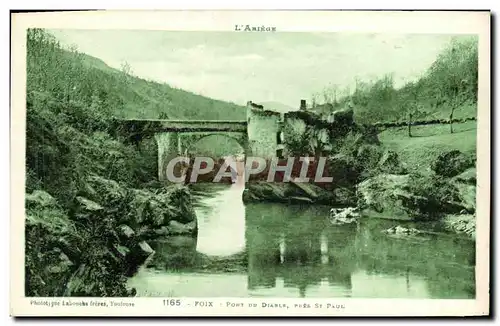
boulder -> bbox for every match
[119,225,135,239]
[431,150,474,177]
[167,220,197,236]
[26,190,58,208]
[291,181,319,199]
[442,214,476,239]
[242,182,289,203]
[453,168,477,185]
[358,173,471,221]
[452,181,476,213]
[123,241,156,276]
[382,225,421,236]
[243,181,334,204]
[138,241,154,257]
[289,182,335,203]
[154,226,170,237]
[357,174,429,220]
[289,196,314,204]
[76,196,103,211]
[329,207,359,225]
[135,225,159,240]
[113,244,131,258]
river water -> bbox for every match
[128,182,476,299]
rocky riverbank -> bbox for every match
[25,176,197,297]
[242,149,477,239]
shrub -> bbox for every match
[431,150,474,177]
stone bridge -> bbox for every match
[115,102,286,182]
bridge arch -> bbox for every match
[180,132,248,157]
[117,103,287,182]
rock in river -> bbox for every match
[167,220,197,236]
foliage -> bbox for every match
[27,29,246,121]
[431,150,475,178]
[282,115,334,157]
[282,120,317,156]
[312,36,478,124]
[25,29,198,297]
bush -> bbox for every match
[431,150,474,177]
[355,144,384,178]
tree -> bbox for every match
[311,92,319,109]
[427,37,478,133]
[120,61,133,76]
[321,84,339,106]
[405,80,423,137]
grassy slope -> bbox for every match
[379,121,477,173]
[57,49,247,120]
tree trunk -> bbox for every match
[450,88,459,134]
[450,108,455,134]
[408,112,412,137]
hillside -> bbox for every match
[311,36,478,125]
[28,30,247,121]
[25,29,215,297]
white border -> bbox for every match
[9,9,491,318]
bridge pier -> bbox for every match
[154,132,183,182]
[120,109,287,183]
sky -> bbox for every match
[50,30,458,108]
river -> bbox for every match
[128,182,476,299]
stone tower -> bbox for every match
[246,101,281,158]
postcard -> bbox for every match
[10,10,490,317]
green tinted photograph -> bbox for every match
[25,28,478,300]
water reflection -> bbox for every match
[194,183,246,256]
[130,186,475,299]
[245,204,356,298]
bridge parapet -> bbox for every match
[116,119,248,134]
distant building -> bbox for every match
[300,99,307,111]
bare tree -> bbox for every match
[120,61,134,76]
[311,92,319,109]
